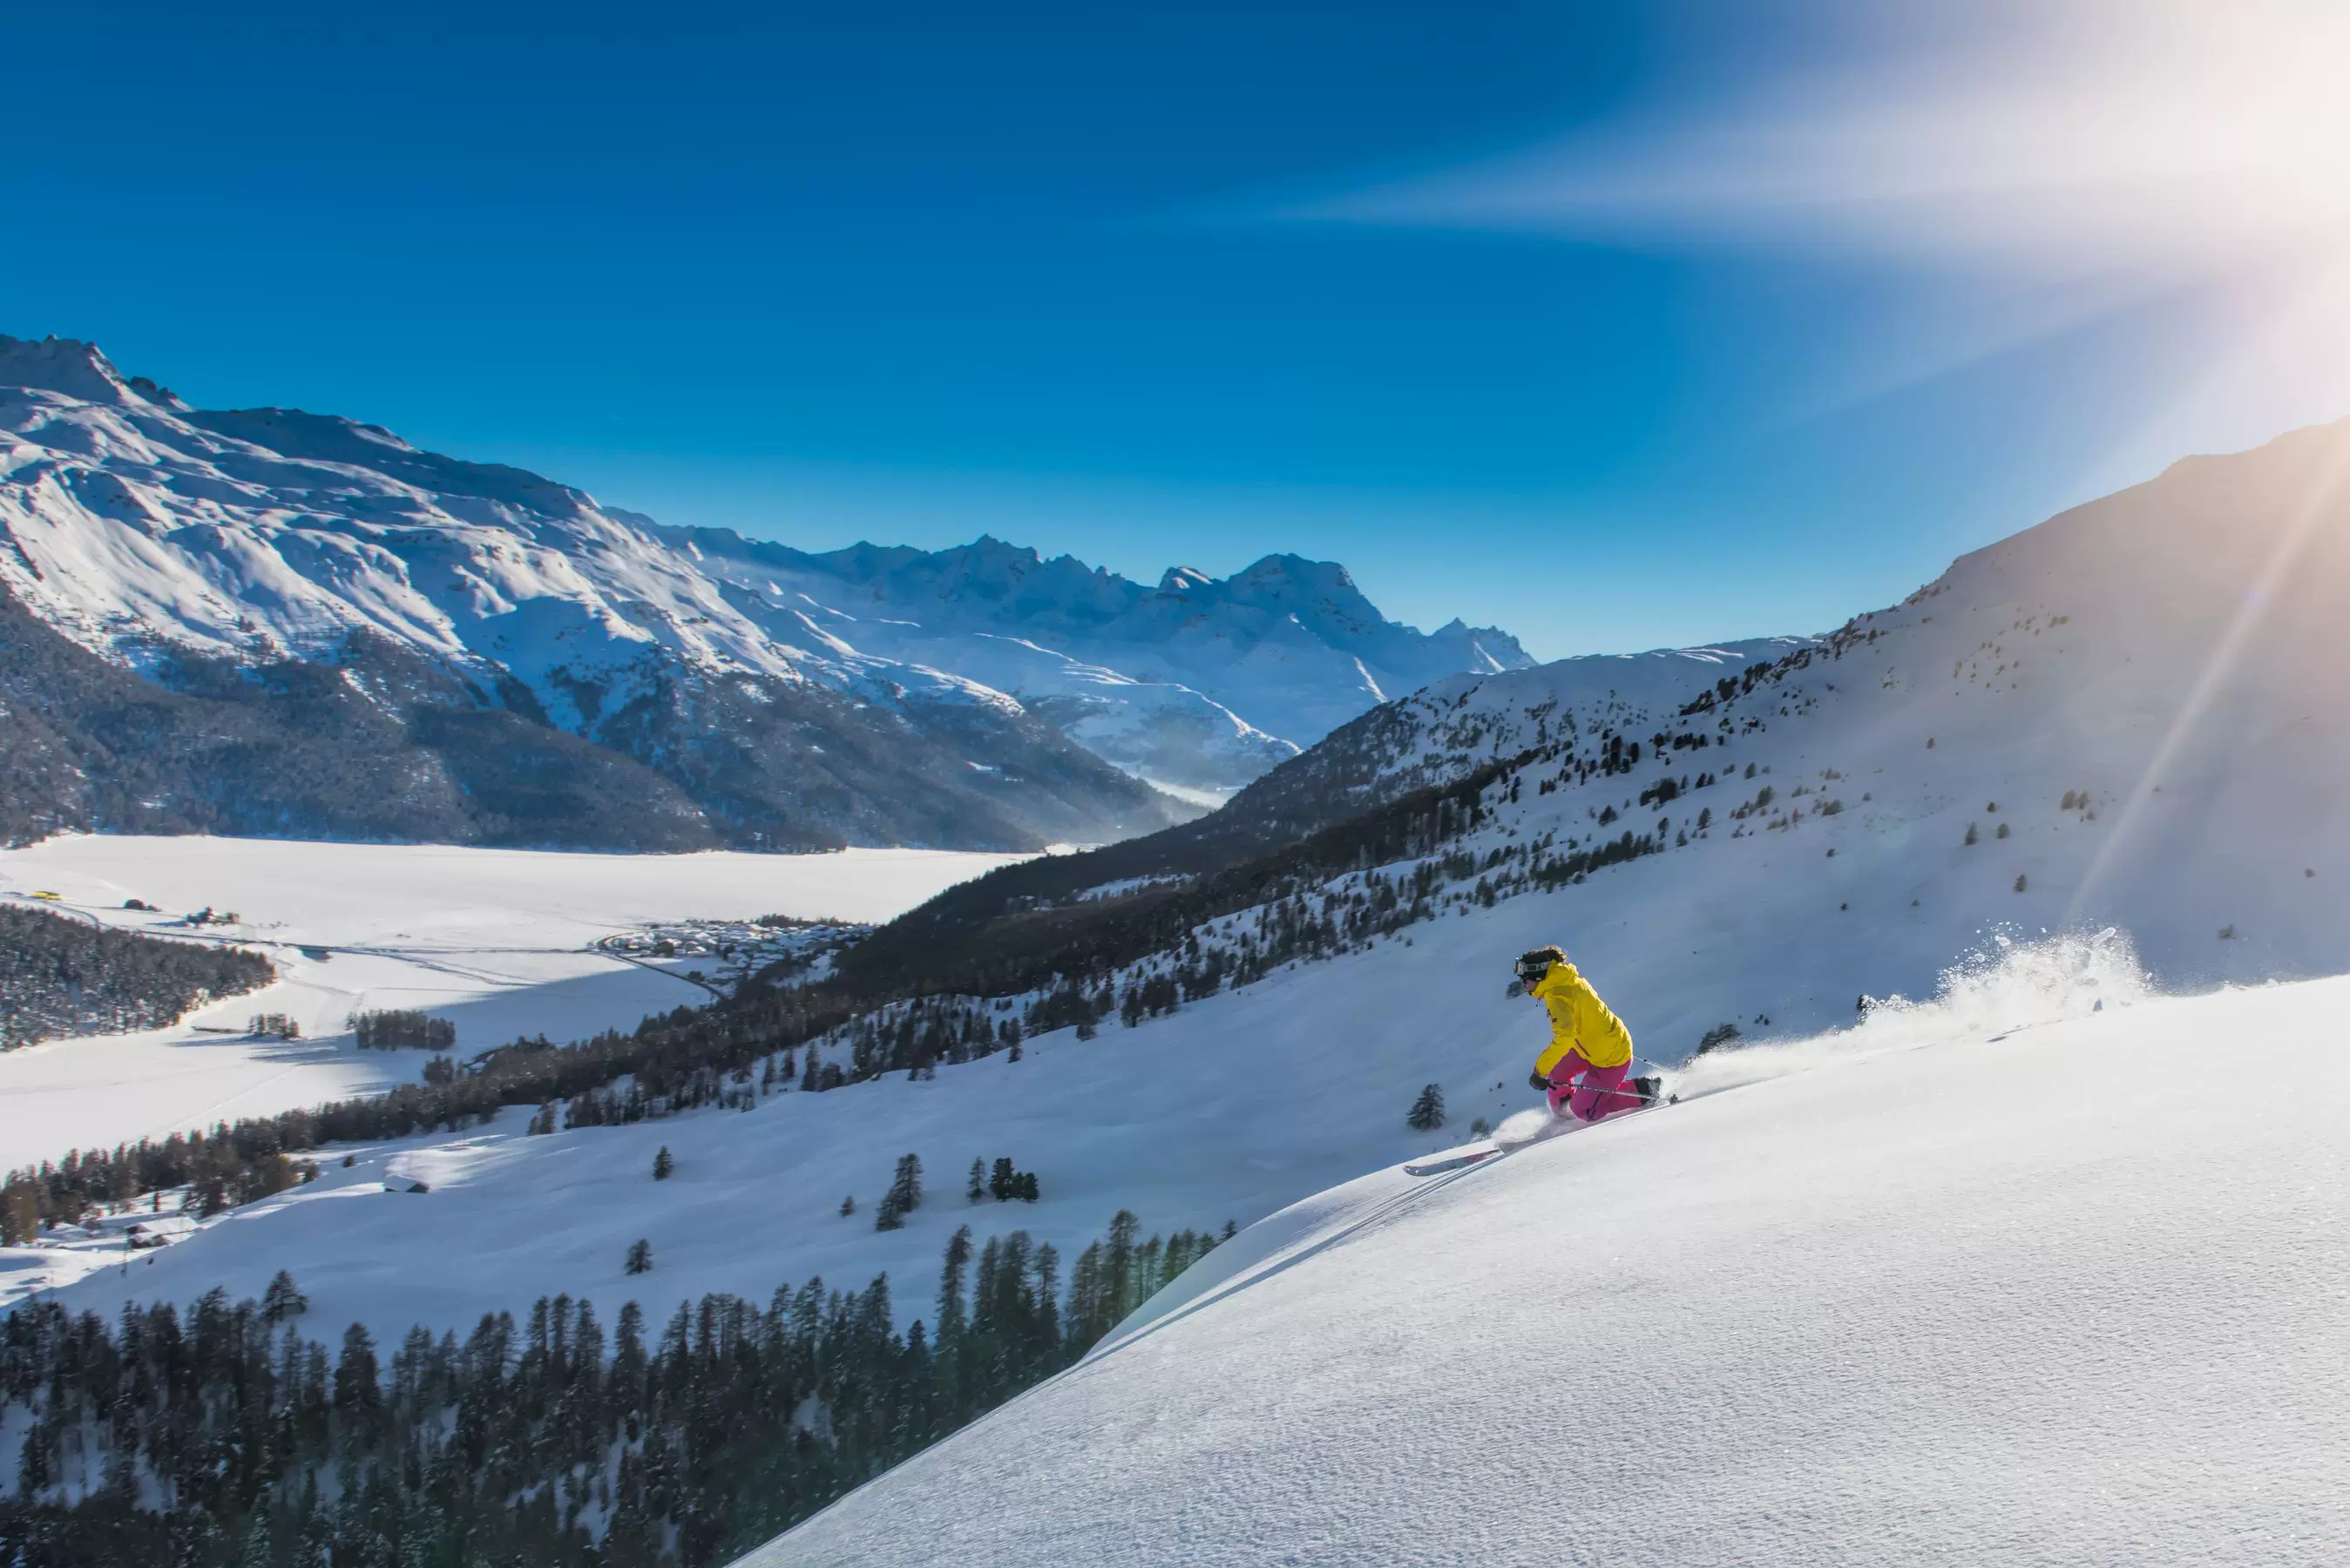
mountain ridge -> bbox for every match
[0,333,1534,846]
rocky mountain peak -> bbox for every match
[0,334,175,409]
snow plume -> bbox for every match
[1676,927,2150,1099]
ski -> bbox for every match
[1403,1149,1505,1177]
[1404,1078,1677,1177]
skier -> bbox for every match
[1515,946,1647,1121]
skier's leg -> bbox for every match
[1568,1060,1639,1121]
[1545,1049,1593,1117]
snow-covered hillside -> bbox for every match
[16,416,2350,1334]
[0,835,1016,1162]
[8,415,2350,1563]
[0,335,1527,829]
[749,967,2350,1565]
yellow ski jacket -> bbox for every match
[1531,960,1634,1074]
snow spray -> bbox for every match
[1673,927,2151,1100]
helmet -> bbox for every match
[1514,946,1566,986]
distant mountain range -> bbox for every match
[0,334,1529,850]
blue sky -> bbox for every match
[7,1,2346,659]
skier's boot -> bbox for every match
[1632,1074,1663,1105]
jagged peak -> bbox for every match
[1234,553,1358,593]
[0,334,182,409]
[965,532,1045,566]
[1158,565,1213,594]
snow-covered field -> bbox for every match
[749,966,2350,1565]
[0,836,1019,1163]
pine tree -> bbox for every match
[990,1157,1016,1202]
[2014,873,2028,892]
[1965,822,1980,846]
[1016,1172,1040,1202]
[2,1178,40,1247]
[652,1146,674,1180]
[967,1158,987,1204]
[624,1238,653,1274]
[1407,1083,1446,1131]
[262,1268,309,1323]
[839,1194,856,1218]
[877,1152,924,1229]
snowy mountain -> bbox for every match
[0,335,1530,855]
[9,412,2350,1561]
[654,524,1533,794]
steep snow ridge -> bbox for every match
[0,379,799,722]
[1381,636,1817,778]
[750,969,2350,1565]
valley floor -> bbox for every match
[0,836,1020,1164]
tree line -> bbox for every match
[0,905,274,1050]
[1,1210,1221,1568]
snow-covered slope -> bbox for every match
[17,415,2350,1313]
[0,335,1528,825]
[748,969,2350,1565]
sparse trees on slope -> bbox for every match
[876,1152,924,1230]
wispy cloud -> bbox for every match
[1279,0,2350,479]
[1294,1,2350,283]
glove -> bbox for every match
[1528,1070,1551,1092]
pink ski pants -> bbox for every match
[1547,1049,1640,1122]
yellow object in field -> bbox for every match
[29,890,61,901]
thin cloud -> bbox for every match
[1273,0,2350,482]
[1292,1,2350,286]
